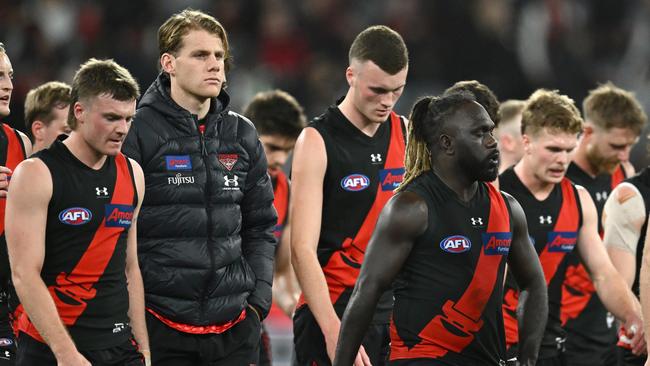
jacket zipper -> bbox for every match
[195,115,215,319]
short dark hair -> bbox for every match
[348,25,408,75]
[24,81,72,133]
[444,80,500,125]
[158,8,231,72]
[69,59,140,130]
[243,90,307,140]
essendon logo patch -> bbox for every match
[547,231,578,253]
[439,235,472,253]
[341,174,370,192]
[165,155,192,171]
[482,232,512,255]
[104,204,134,228]
[378,168,405,191]
[218,154,238,171]
[59,207,92,226]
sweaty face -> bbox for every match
[36,105,70,152]
[167,29,226,103]
[585,126,638,175]
[524,128,578,185]
[260,134,296,177]
[0,53,13,117]
[349,60,407,124]
[451,102,499,182]
[75,94,136,156]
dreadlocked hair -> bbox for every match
[397,91,478,192]
[397,96,434,192]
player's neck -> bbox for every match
[498,153,519,174]
[170,83,211,120]
[338,96,382,137]
[63,133,107,170]
[433,163,478,203]
[514,161,555,200]
[572,144,597,177]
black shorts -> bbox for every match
[292,305,389,366]
[147,309,261,366]
[16,332,143,366]
[617,346,646,366]
[564,332,616,366]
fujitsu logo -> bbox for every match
[168,173,195,186]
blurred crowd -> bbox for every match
[2,0,650,165]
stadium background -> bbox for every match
[2,0,650,364]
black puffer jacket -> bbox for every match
[123,73,277,325]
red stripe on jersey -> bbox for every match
[611,165,626,190]
[0,124,26,235]
[20,153,135,342]
[390,182,510,360]
[273,170,289,238]
[297,112,405,309]
[504,178,579,346]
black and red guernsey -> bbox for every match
[272,170,289,240]
[0,123,27,336]
[499,168,582,359]
[391,170,512,365]
[16,140,137,350]
[296,106,405,322]
[562,162,625,361]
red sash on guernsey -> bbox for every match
[503,178,579,346]
[390,182,511,360]
[296,112,405,309]
[0,123,26,236]
[18,153,134,342]
[273,170,289,239]
[560,164,625,326]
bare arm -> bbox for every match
[273,211,301,317]
[125,159,149,365]
[290,127,346,359]
[603,183,646,287]
[334,191,427,366]
[504,194,547,365]
[576,186,645,354]
[6,159,89,365]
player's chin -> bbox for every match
[477,167,499,182]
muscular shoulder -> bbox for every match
[383,191,429,238]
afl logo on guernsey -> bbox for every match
[341,174,370,192]
[440,235,472,253]
[59,207,92,225]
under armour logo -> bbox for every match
[595,191,608,202]
[224,175,239,187]
[470,217,483,226]
[370,154,382,163]
[539,215,552,225]
[95,187,108,196]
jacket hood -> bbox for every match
[138,72,231,118]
